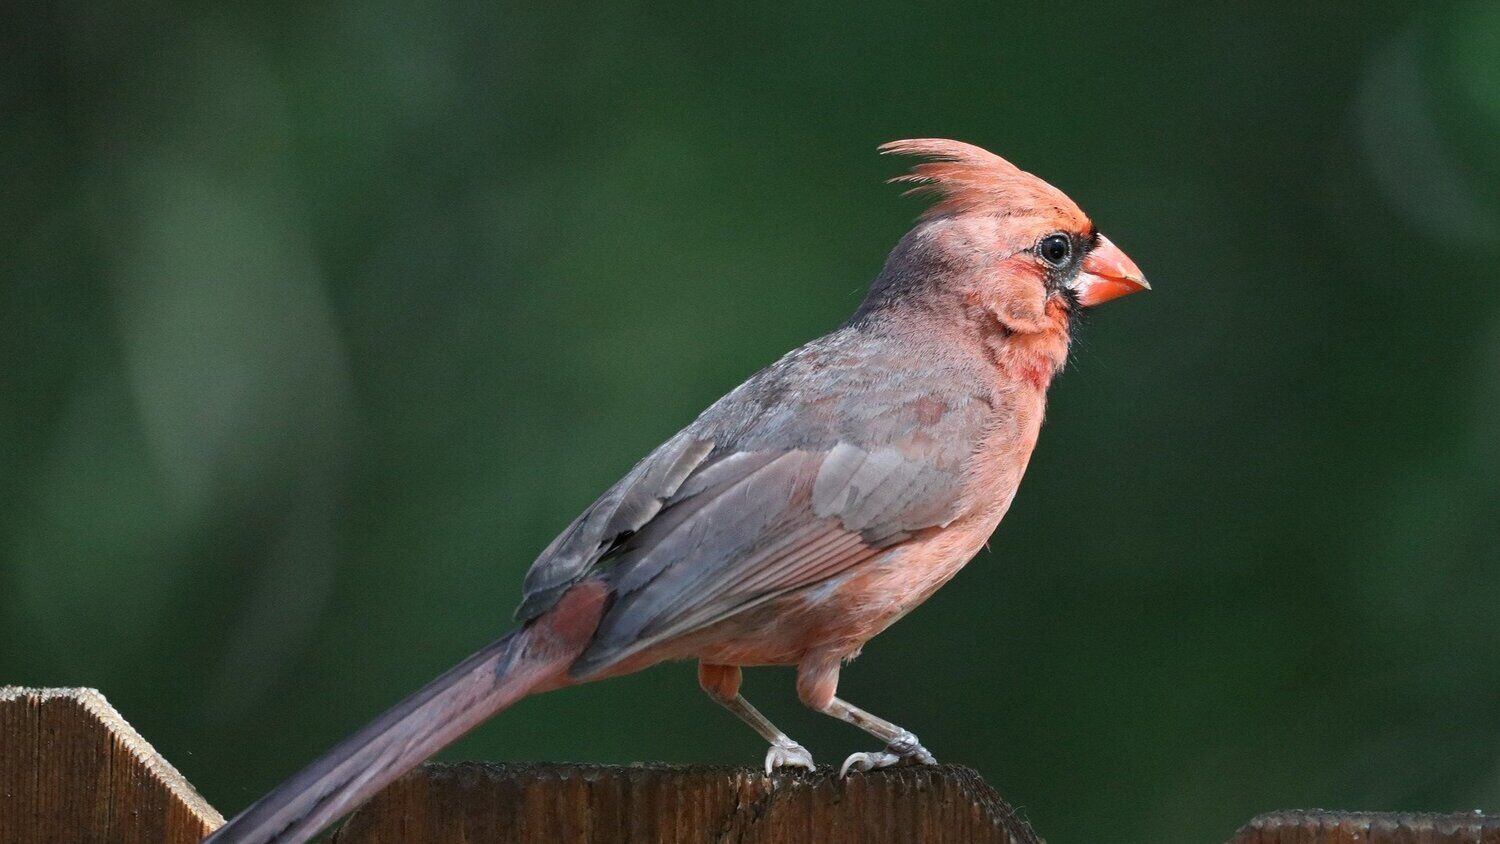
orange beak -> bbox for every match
[1072,234,1149,307]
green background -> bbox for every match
[5,2,1499,841]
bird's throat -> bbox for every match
[978,300,1071,391]
[989,331,1067,390]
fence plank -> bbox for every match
[11,683,1497,843]
[0,687,223,843]
[1230,809,1500,843]
[331,761,1044,843]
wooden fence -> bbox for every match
[2,687,1496,842]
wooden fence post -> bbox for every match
[331,761,1044,843]
[0,686,224,843]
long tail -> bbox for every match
[206,582,606,844]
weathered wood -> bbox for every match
[332,761,1043,843]
[0,687,223,843]
[1231,809,1500,843]
[18,683,1494,844]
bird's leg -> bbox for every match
[698,662,815,774]
[819,696,937,776]
[796,653,937,777]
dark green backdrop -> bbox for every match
[5,2,1499,841]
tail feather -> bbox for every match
[207,582,608,844]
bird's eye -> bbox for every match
[1038,234,1071,266]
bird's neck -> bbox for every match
[984,327,1067,391]
[946,291,1067,391]
[858,297,1071,392]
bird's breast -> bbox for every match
[773,383,1049,657]
[960,380,1048,522]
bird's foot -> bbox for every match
[764,737,816,774]
[838,730,936,777]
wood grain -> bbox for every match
[331,761,1043,843]
[1230,809,1500,843]
[0,687,223,843]
[10,684,1495,843]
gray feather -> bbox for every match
[515,433,712,620]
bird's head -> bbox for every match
[858,139,1147,355]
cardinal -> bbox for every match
[207,138,1149,843]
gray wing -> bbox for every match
[515,334,994,677]
[515,431,715,621]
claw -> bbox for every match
[839,750,901,777]
[764,737,815,774]
[839,732,936,777]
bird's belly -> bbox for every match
[681,507,1006,667]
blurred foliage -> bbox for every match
[3,2,1499,842]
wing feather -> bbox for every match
[515,433,713,620]
[570,438,963,675]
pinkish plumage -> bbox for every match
[881,138,1089,225]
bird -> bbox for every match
[205,138,1149,843]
